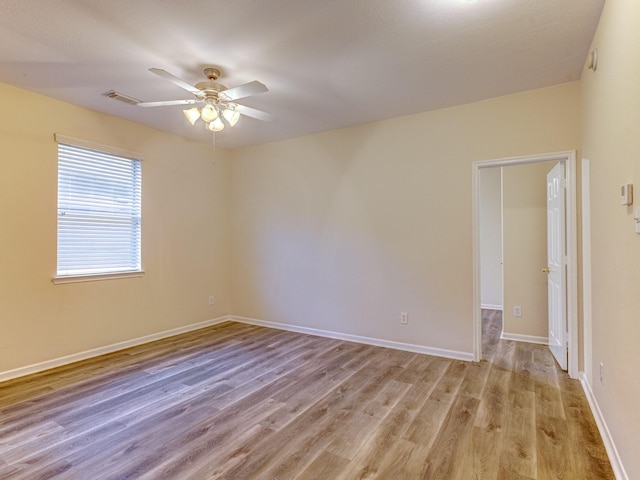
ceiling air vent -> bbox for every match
[104,90,141,105]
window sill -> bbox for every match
[52,271,145,285]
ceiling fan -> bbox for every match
[137,67,274,131]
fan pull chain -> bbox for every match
[211,131,216,165]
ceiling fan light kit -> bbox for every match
[200,103,219,123]
[222,105,240,126]
[208,117,225,132]
[133,66,273,134]
[183,107,201,125]
[183,101,237,131]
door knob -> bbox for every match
[542,267,550,273]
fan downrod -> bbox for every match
[203,67,221,81]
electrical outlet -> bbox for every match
[514,306,522,317]
[599,362,604,385]
[400,312,409,325]
[208,296,215,305]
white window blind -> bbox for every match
[56,138,142,277]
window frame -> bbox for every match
[52,134,144,284]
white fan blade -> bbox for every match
[236,104,275,122]
[149,68,203,96]
[219,81,268,101]
[137,99,201,107]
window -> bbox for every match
[54,135,142,282]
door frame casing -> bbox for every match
[472,151,578,378]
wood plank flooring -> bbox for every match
[0,311,614,479]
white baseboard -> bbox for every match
[500,332,548,345]
[231,315,474,361]
[481,304,503,311]
[580,373,629,480]
[0,316,232,384]
[1,314,475,384]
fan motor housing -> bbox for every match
[195,81,227,95]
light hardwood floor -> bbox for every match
[0,312,614,479]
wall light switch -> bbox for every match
[621,184,633,206]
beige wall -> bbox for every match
[581,0,640,477]
[229,83,581,355]
[0,83,231,373]
[479,167,503,310]
[502,162,555,339]
[1,8,637,472]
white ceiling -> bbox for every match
[0,0,604,149]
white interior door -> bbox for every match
[547,162,567,370]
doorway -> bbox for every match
[472,151,579,378]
